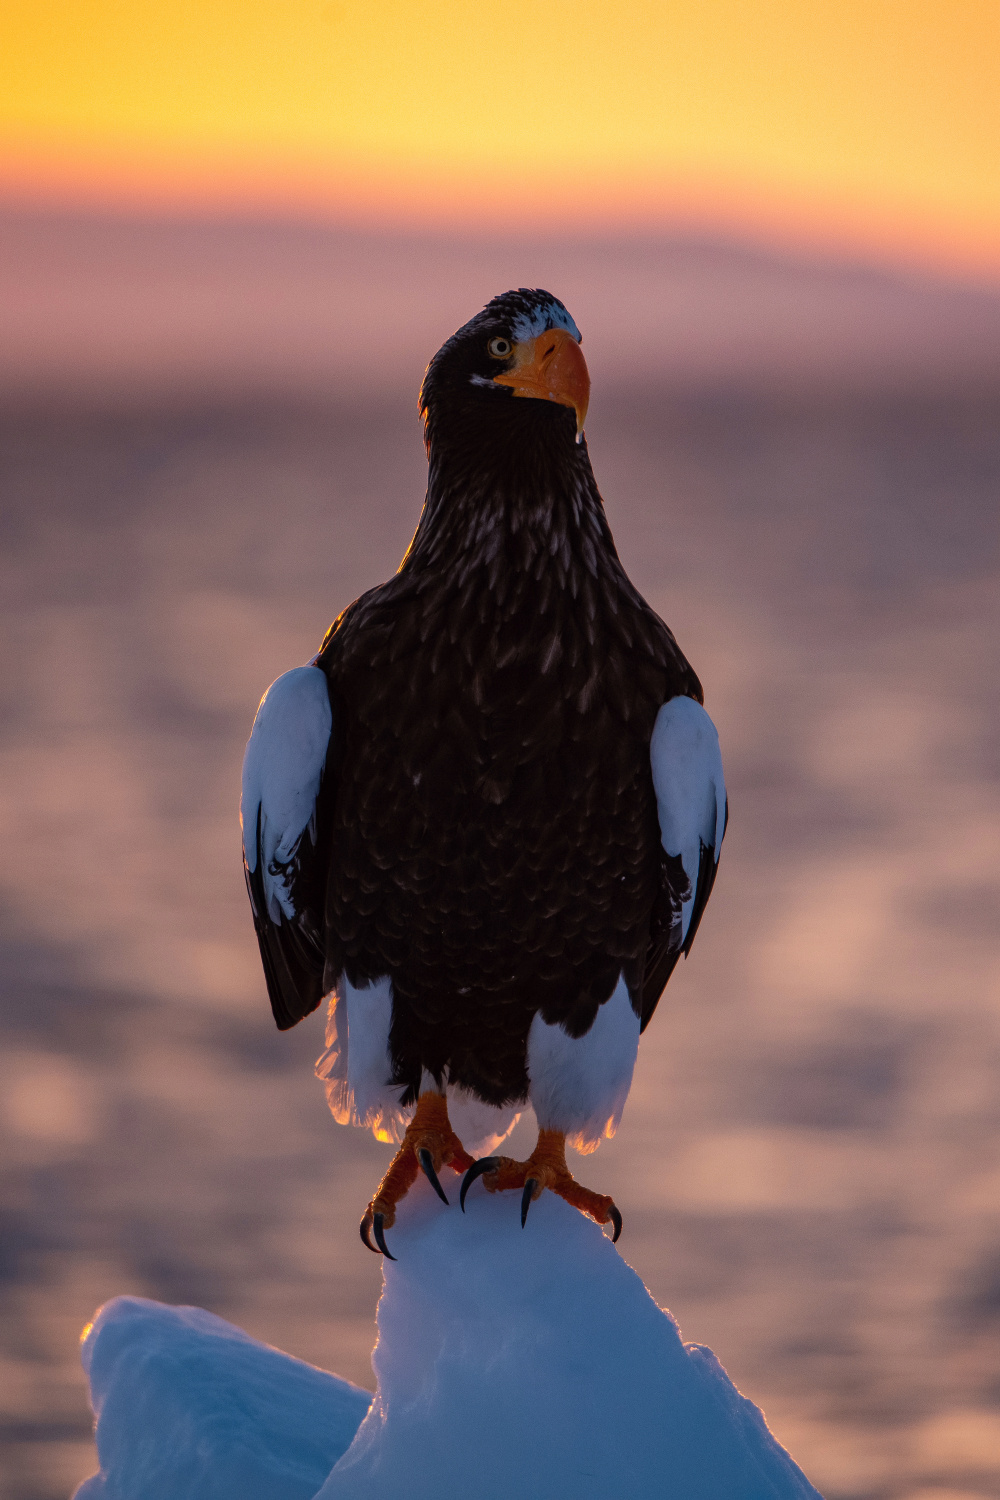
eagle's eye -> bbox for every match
[487,337,512,359]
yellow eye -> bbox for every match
[488,337,512,359]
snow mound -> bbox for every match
[72,1296,371,1500]
[319,1173,822,1499]
[73,1176,823,1500]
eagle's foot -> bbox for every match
[360,1090,475,1258]
[459,1128,622,1242]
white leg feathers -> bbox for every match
[316,976,520,1155]
[526,976,639,1153]
[316,976,410,1145]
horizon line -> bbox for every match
[3,144,1000,286]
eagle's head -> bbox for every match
[419,290,591,457]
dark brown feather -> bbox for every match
[315,352,701,1106]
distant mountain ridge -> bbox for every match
[3,206,1000,403]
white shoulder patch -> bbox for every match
[241,665,333,921]
[650,696,727,942]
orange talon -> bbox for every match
[461,1129,622,1240]
[360,1090,475,1257]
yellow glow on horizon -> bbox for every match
[2,2,999,267]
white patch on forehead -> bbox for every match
[509,301,581,343]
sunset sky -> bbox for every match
[2,2,999,268]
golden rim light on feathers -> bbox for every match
[492,326,590,435]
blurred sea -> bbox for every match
[1,209,999,1500]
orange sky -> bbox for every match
[2,1,999,270]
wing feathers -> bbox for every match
[650,694,727,947]
[640,696,727,1030]
[241,666,334,1029]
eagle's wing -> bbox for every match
[640,695,727,1030]
[241,665,334,1030]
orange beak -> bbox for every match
[493,326,590,435]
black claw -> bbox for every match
[417,1147,450,1205]
[372,1212,396,1260]
[360,1216,378,1254]
[520,1177,539,1228]
[459,1156,500,1212]
[608,1205,623,1243]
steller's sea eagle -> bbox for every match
[241,290,727,1256]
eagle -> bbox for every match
[241,290,727,1257]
